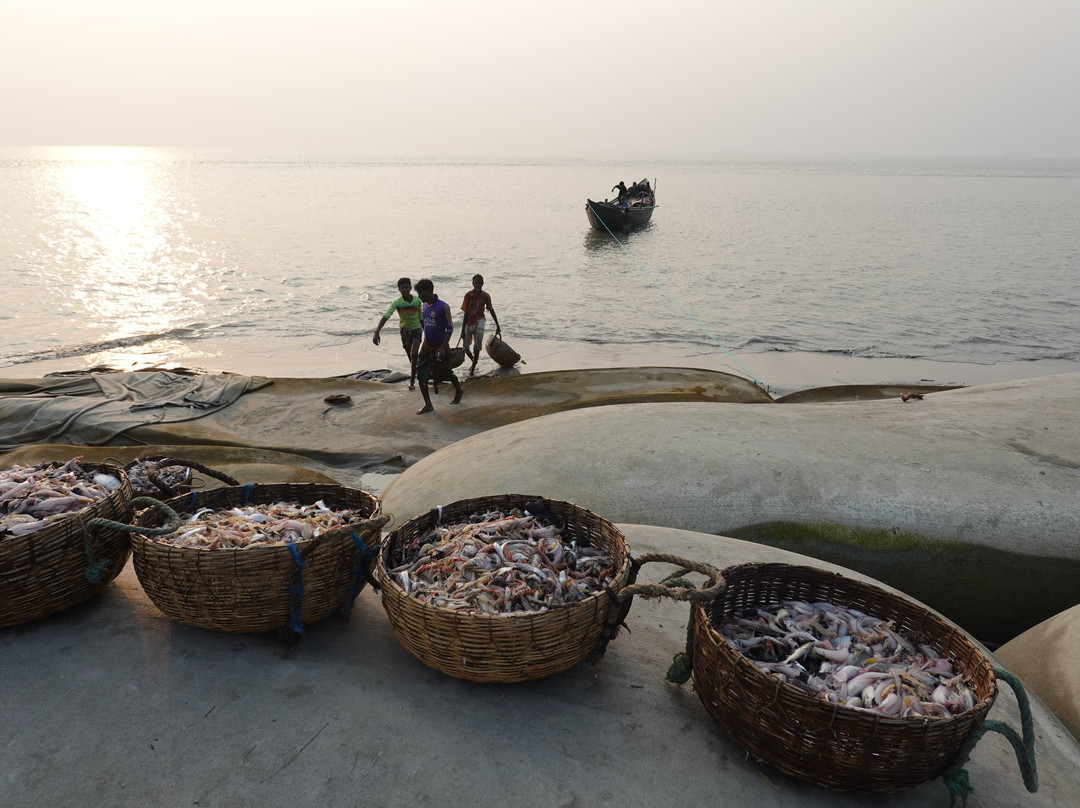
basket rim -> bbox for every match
[376,493,632,619]
[692,560,998,722]
[1,460,132,541]
[131,483,383,553]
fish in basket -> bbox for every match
[1,458,133,627]
[376,494,634,683]
[123,456,240,499]
[689,562,1001,793]
[131,483,387,637]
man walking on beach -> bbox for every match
[372,277,423,390]
[459,274,500,377]
[414,278,463,415]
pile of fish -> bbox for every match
[150,500,364,550]
[125,459,190,496]
[389,508,617,614]
[719,599,978,718]
[0,458,123,539]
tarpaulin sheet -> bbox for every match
[0,371,271,447]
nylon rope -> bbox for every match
[587,201,766,390]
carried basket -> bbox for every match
[376,494,633,683]
[1,461,133,627]
[131,483,387,636]
[483,334,521,368]
[691,562,997,793]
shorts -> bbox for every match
[463,319,485,353]
[399,327,422,353]
[415,346,456,385]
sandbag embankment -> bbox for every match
[381,373,1080,559]
[995,604,1080,742]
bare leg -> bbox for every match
[407,338,419,390]
[416,345,434,413]
[451,375,463,404]
[417,381,434,414]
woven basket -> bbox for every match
[126,456,239,498]
[449,346,466,369]
[131,483,386,634]
[483,334,521,368]
[377,494,633,682]
[691,562,997,793]
[1,462,133,627]
[123,456,193,498]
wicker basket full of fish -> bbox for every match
[376,494,634,683]
[1,459,133,627]
[691,562,997,793]
[131,483,387,635]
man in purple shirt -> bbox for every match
[413,278,463,415]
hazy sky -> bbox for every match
[3,1,1078,159]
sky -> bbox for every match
[2,0,1079,159]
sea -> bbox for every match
[2,147,1079,394]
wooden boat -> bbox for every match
[586,178,656,233]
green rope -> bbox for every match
[941,667,1038,806]
[658,567,696,685]
[586,201,766,390]
[666,613,695,685]
[82,497,182,583]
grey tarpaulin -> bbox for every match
[0,371,271,447]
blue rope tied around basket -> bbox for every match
[285,541,306,641]
[336,530,383,620]
[941,668,1038,806]
[82,497,181,584]
[242,483,255,505]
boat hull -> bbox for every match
[586,199,655,233]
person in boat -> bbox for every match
[626,179,652,201]
[611,181,628,203]
[459,273,501,377]
[414,278,463,415]
[372,277,423,390]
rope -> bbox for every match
[82,497,182,583]
[146,457,239,497]
[592,553,727,664]
[283,541,306,647]
[586,201,766,390]
[616,552,727,605]
[336,517,391,620]
[941,668,1038,806]
[591,556,641,657]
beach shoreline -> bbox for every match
[3,334,1078,398]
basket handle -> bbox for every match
[81,497,182,583]
[609,553,729,686]
[149,457,240,496]
[941,667,1038,805]
[593,553,727,661]
[617,552,727,604]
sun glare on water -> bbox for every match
[48,146,206,366]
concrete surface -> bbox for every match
[2,525,1076,808]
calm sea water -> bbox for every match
[2,147,1078,385]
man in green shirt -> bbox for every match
[372,277,423,389]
